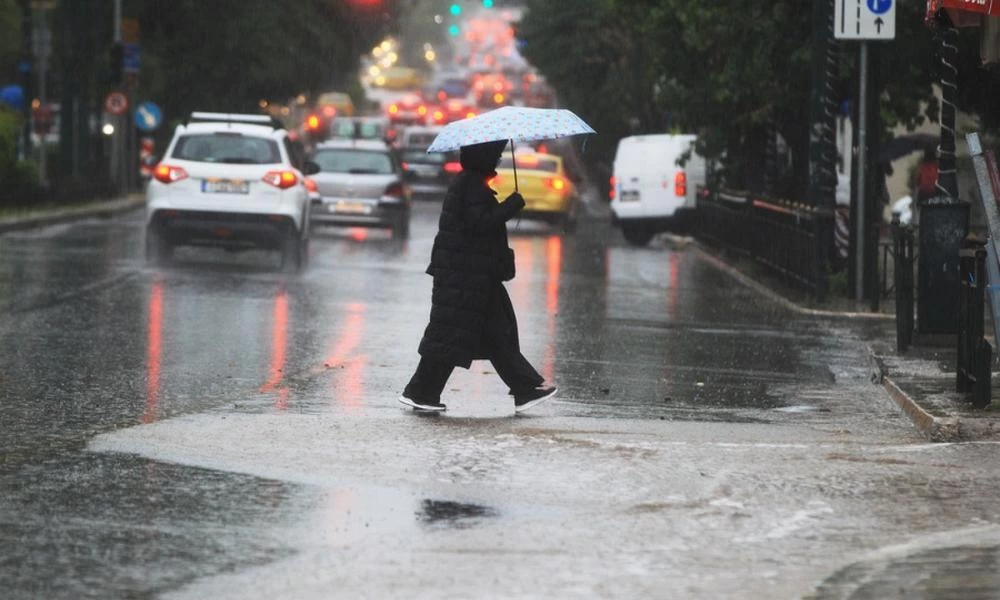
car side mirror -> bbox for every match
[303,160,320,176]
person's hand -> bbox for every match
[504,192,525,211]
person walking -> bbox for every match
[399,140,557,414]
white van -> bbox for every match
[610,134,707,246]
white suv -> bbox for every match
[145,112,318,271]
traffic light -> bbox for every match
[483,0,493,6]
[448,24,460,37]
[109,43,123,84]
[450,3,461,15]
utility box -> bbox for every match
[918,201,970,334]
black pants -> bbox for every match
[405,283,543,402]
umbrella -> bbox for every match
[426,106,596,191]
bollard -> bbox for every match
[892,215,914,352]
[956,237,992,408]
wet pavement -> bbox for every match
[3,193,1000,598]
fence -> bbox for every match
[695,187,830,298]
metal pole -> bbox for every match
[113,0,121,43]
[36,9,48,188]
[112,0,124,195]
[855,41,869,302]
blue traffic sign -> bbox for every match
[867,0,892,15]
[123,43,141,73]
[135,101,163,131]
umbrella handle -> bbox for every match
[510,139,518,193]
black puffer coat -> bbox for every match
[417,140,525,368]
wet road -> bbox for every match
[3,194,1000,598]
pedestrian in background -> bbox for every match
[399,140,557,414]
[914,146,939,204]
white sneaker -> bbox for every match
[398,395,447,412]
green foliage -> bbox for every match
[0,0,19,80]
[519,0,962,199]
[136,0,387,123]
[0,109,43,206]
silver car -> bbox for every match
[309,139,412,238]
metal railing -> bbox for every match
[957,238,992,407]
[695,187,830,296]
[962,132,1000,407]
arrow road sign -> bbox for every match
[134,101,162,132]
[836,0,896,40]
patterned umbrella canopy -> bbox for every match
[426,106,596,153]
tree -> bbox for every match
[0,0,19,82]
[518,0,960,200]
[135,0,389,126]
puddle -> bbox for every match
[417,500,498,529]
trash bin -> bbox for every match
[917,201,970,334]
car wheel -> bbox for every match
[280,227,303,273]
[145,225,173,264]
[622,225,654,247]
[392,211,410,239]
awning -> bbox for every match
[928,0,1000,24]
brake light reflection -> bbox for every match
[543,236,562,382]
[325,303,368,410]
[143,279,163,424]
[261,290,290,410]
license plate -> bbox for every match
[620,190,640,202]
[334,202,370,214]
[202,179,249,194]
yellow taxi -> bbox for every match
[315,92,355,118]
[376,66,426,91]
[490,153,579,232]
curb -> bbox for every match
[866,345,965,442]
[692,242,893,320]
[0,194,146,234]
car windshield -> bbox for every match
[172,133,281,164]
[318,93,349,105]
[312,149,395,174]
[440,79,469,97]
[402,150,445,164]
[404,133,437,148]
[332,121,383,139]
[498,156,558,173]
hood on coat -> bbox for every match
[460,140,508,176]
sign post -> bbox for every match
[835,0,896,302]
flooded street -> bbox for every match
[3,199,1000,598]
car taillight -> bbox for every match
[443,161,462,174]
[675,171,687,197]
[418,105,428,116]
[536,143,548,154]
[262,170,299,190]
[304,178,318,193]
[306,115,321,130]
[609,176,616,200]
[153,164,188,184]
[465,111,477,119]
[383,182,405,199]
[493,93,505,104]
[433,110,445,122]
[401,162,410,170]
[545,177,566,191]
[388,104,399,115]
[322,106,336,118]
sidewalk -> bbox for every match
[693,240,1000,442]
[0,193,145,234]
